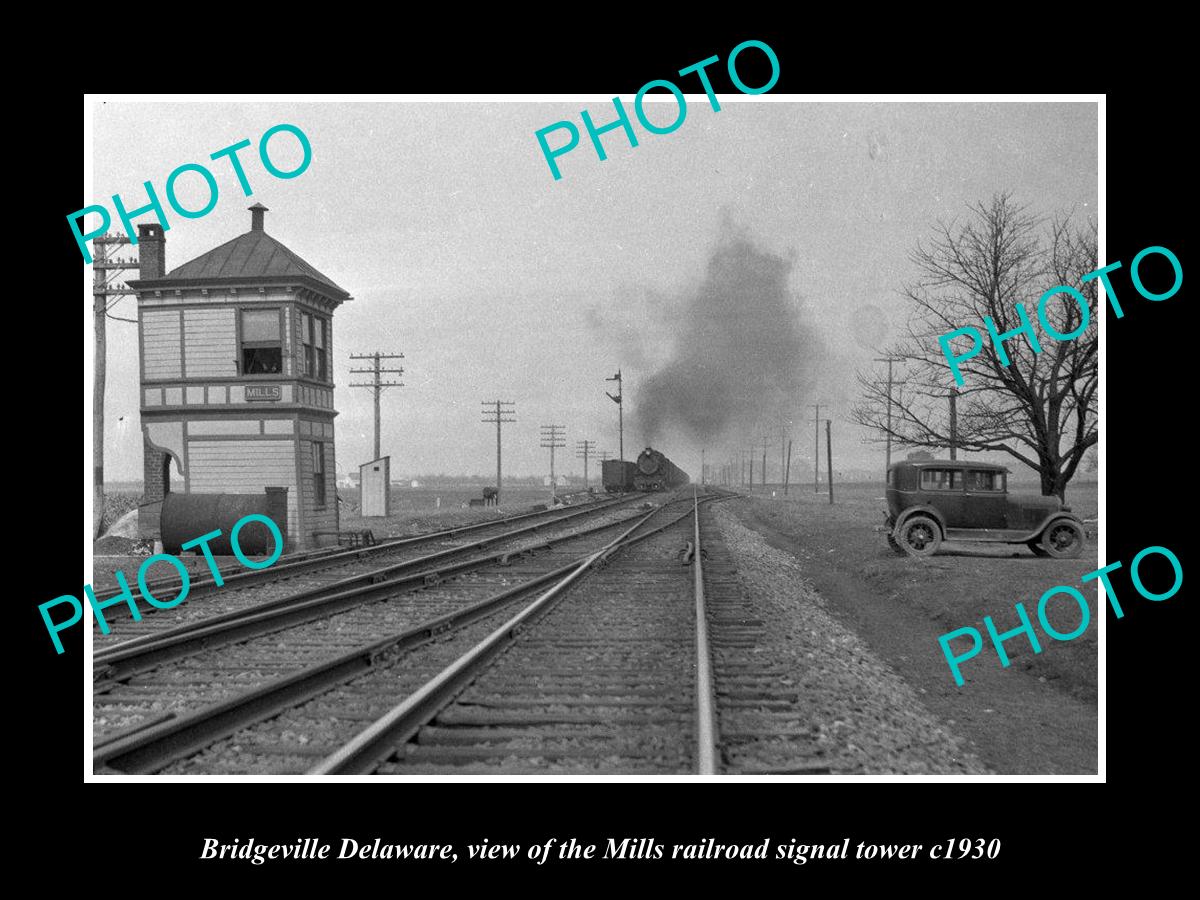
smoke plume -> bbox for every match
[634,229,822,447]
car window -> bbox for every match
[965,470,1005,492]
[919,468,960,490]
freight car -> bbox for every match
[633,447,690,492]
[601,459,638,493]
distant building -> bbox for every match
[128,204,353,549]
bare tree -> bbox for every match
[853,193,1097,499]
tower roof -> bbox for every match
[129,205,352,301]
[163,229,350,298]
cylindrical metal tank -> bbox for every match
[160,488,288,555]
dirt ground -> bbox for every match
[724,481,1099,775]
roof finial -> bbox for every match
[249,202,269,232]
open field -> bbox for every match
[725,479,1099,774]
[337,485,581,538]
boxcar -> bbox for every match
[601,459,638,492]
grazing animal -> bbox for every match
[482,486,499,506]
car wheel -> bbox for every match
[898,515,941,558]
[1040,521,1085,559]
[1027,542,1051,557]
[886,532,906,555]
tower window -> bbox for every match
[302,313,329,382]
[312,441,327,507]
[241,309,282,374]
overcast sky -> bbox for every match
[91,100,1097,482]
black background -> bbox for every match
[27,25,1186,885]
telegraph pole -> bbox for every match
[605,370,624,460]
[808,404,825,493]
[748,451,754,492]
[775,422,790,489]
[92,233,137,537]
[540,425,566,498]
[874,356,902,479]
[760,435,769,490]
[826,419,835,505]
[349,351,405,460]
[949,391,958,460]
[576,439,595,488]
[784,439,793,496]
[481,401,516,504]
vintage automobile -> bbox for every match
[884,460,1086,558]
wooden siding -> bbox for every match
[188,420,261,436]
[298,435,338,539]
[187,439,299,537]
[183,308,237,378]
[143,311,182,379]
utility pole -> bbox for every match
[760,435,769,491]
[576,439,595,488]
[605,370,624,460]
[701,448,706,485]
[775,421,790,489]
[949,391,958,460]
[540,425,566,498]
[599,450,611,461]
[808,404,825,493]
[784,439,793,496]
[748,452,754,492]
[826,419,835,505]
[874,356,903,480]
[349,351,405,461]
[92,233,137,537]
[481,400,516,505]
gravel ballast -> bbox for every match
[713,504,988,775]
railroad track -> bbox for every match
[95,487,965,776]
[90,495,635,632]
[92,498,657,698]
[92,496,645,654]
[318,494,717,775]
[699,508,834,774]
[94,491,726,775]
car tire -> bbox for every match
[898,515,942,558]
[1040,521,1085,559]
[886,533,906,555]
[1028,542,1051,557]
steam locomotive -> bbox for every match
[601,447,690,492]
[634,447,689,491]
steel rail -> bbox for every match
[308,497,718,776]
[93,549,620,773]
[92,505,658,685]
[90,494,632,608]
[692,486,719,774]
[94,498,640,662]
[95,495,705,774]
